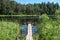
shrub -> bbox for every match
[0,21,19,40]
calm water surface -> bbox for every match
[21,24,37,35]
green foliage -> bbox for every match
[0,21,19,40]
[40,14,49,22]
[55,7,60,15]
[36,14,60,40]
[33,34,39,40]
[0,0,59,15]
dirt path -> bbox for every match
[26,23,33,40]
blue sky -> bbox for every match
[15,0,60,5]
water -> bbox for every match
[32,24,37,34]
[21,24,28,35]
[21,24,37,35]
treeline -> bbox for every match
[0,0,59,15]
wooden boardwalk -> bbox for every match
[26,23,33,40]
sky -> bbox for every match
[15,0,60,5]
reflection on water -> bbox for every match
[32,24,37,34]
[21,24,37,35]
[21,24,28,35]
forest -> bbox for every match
[0,0,59,15]
[0,0,60,40]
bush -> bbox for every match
[36,14,60,40]
[0,21,19,40]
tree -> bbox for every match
[0,0,59,15]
